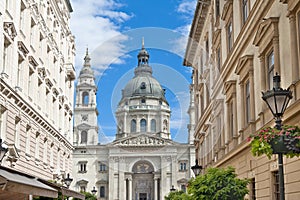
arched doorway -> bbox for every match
[132,160,154,200]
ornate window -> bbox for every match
[235,55,255,132]
[140,119,147,132]
[81,131,87,144]
[241,0,250,25]
[224,80,237,143]
[227,20,233,51]
[151,119,156,132]
[179,161,187,171]
[253,18,280,92]
[100,186,105,197]
[78,161,87,173]
[131,119,136,133]
[82,92,89,106]
[99,163,107,172]
[222,0,234,54]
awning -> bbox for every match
[39,179,85,200]
[0,166,58,200]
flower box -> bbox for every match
[248,125,300,159]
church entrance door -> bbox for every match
[132,161,154,200]
[139,192,147,200]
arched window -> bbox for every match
[82,92,89,106]
[131,119,136,133]
[100,186,105,197]
[81,131,87,144]
[140,119,147,132]
[151,119,156,132]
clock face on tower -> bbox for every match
[81,114,88,121]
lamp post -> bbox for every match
[64,173,73,188]
[170,185,176,192]
[91,186,97,195]
[262,73,292,200]
[191,159,202,176]
[0,139,8,165]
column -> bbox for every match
[161,156,168,198]
[119,157,125,200]
[258,54,266,126]
[233,93,238,146]
[128,178,132,200]
[225,101,230,153]
[108,157,115,200]
[288,12,299,82]
[154,178,158,200]
[171,156,176,188]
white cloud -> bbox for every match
[70,0,132,75]
[177,0,197,17]
[169,0,196,60]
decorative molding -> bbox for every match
[4,22,17,41]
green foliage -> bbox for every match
[74,191,96,200]
[165,190,191,200]
[249,125,300,159]
[187,167,249,200]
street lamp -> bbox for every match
[191,159,202,176]
[64,173,73,188]
[0,139,8,164]
[91,186,97,195]
[170,185,176,192]
[262,73,292,200]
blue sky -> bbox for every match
[70,0,196,143]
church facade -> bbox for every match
[72,45,195,200]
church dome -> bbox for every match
[121,43,166,100]
[123,75,165,99]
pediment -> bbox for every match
[253,17,279,46]
[235,55,254,76]
[221,0,233,21]
[76,179,88,185]
[77,123,91,130]
[112,134,175,147]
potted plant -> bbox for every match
[248,125,300,159]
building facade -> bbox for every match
[184,0,300,199]
[0,0,75,183]
[72,45,195,200]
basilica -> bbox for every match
[71,44,195,200]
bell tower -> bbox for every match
[73,49,98,146]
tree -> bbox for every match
[188,166,249,200]
[165,190,191,200]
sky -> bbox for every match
[69,0,197,144]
